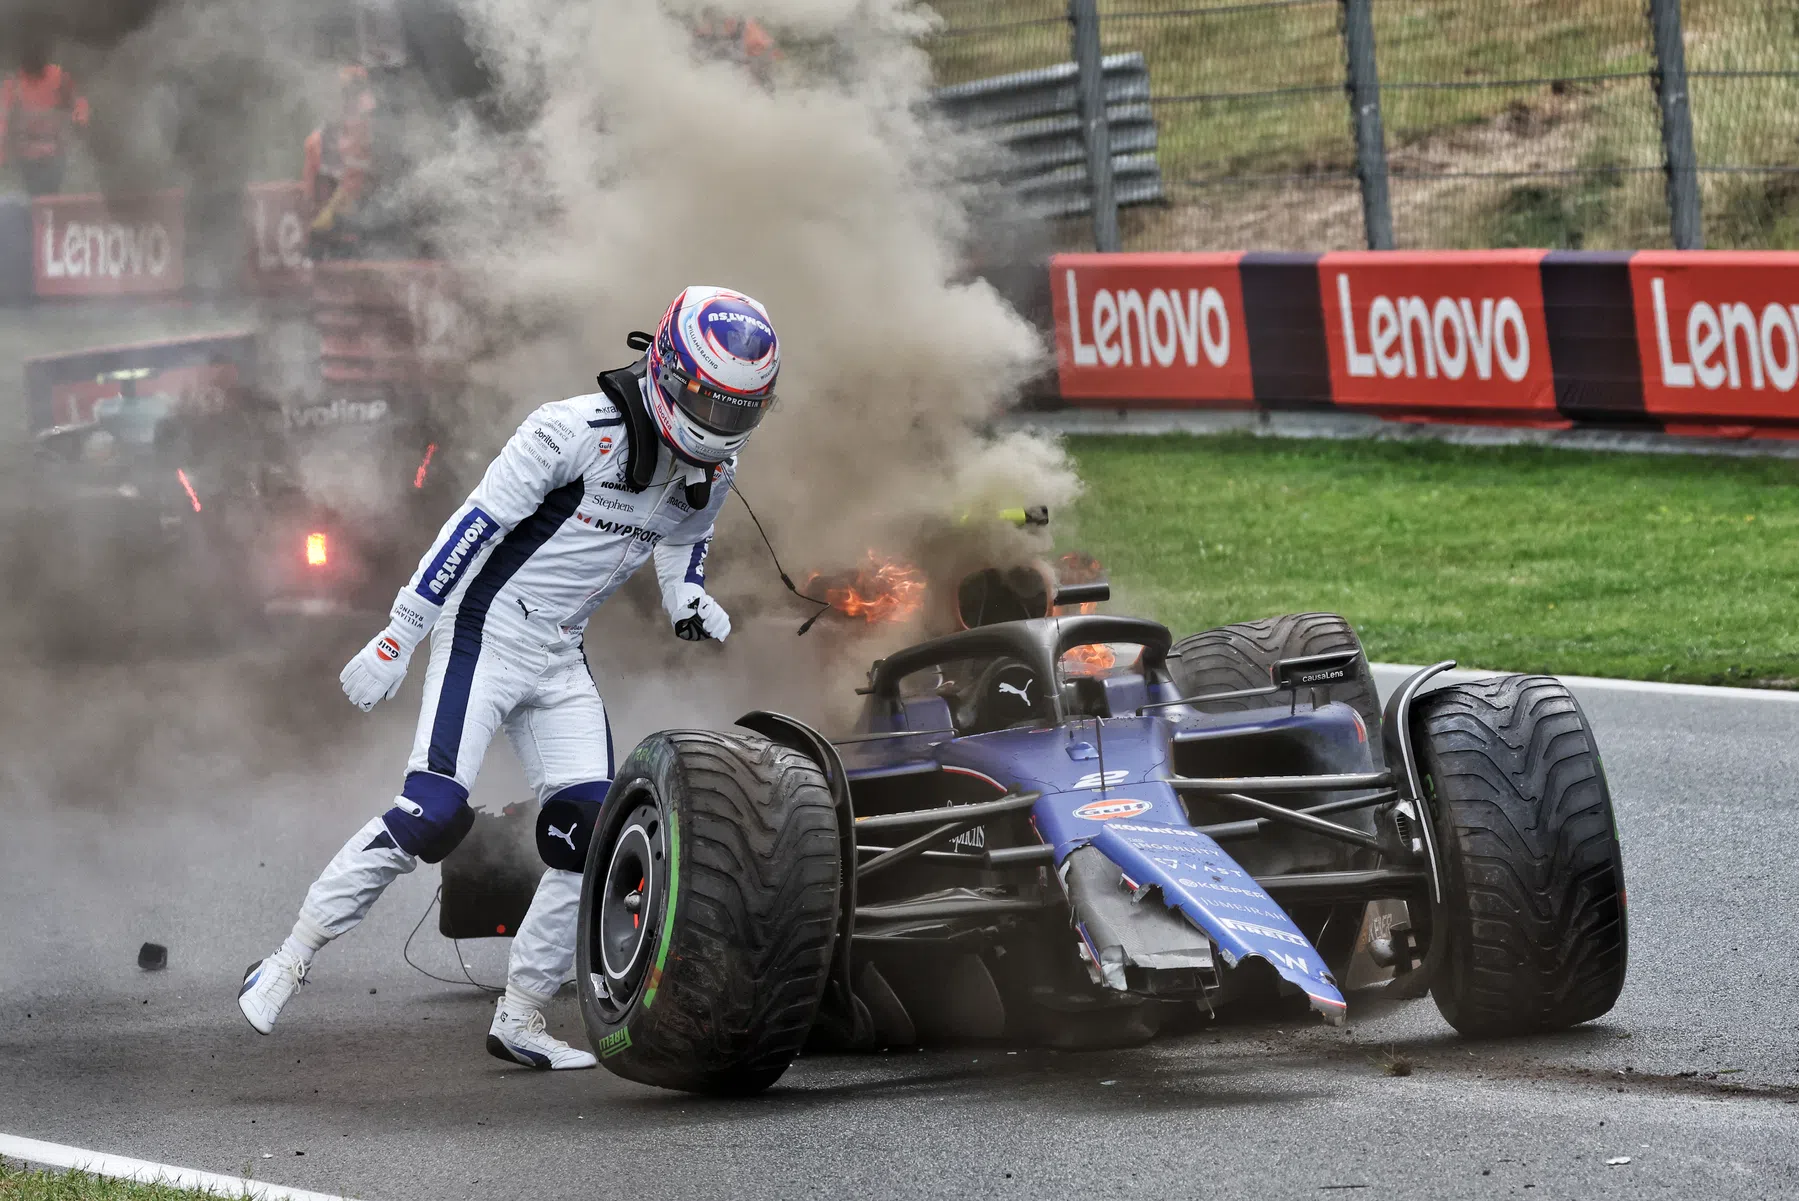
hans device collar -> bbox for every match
[597,346,713,510]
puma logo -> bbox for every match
[548,824,577,851]
[998,679,1032,705]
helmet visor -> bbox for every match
[659,363,775,436]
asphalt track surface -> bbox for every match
[3,657,1797,1200]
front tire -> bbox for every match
[1416,675,1628,1036]
[576,730,841,1094]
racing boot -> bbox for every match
[486,990,596,1070]
[237,946,310,1035]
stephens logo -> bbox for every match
[1073,797,1154,821]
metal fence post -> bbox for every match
[1069,0,1121,252]
[1648,0,1703,249]
[1339,0,1393,250]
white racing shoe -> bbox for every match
[237,948,309,1035]
[486,1001,597,1071]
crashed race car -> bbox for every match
[564,577,1629,1095]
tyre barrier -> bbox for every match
[1052,250,1799,440]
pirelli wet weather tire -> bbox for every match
[1167,612,1383,746]
[1415,675,1628,1037]
[576,730,841,1095]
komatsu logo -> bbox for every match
[706,310,773,336]
[428,515,491,596]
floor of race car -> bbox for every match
[1,664,1795,1200]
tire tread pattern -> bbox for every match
[1417,675,1628,1037]
[598,730,839,1094]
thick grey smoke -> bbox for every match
[427,0,1077,566]
[2,0,1079,914]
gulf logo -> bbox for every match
[1073,797,1154,822]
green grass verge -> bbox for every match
[0,1161,224,1201]
[1064,434,1799,687]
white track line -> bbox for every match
[0,1133,360,1201]
[1373,664,1799,703]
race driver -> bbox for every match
[237,286,780,1070]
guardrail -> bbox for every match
[935,51,1162,221]
[1050,250,1799,440]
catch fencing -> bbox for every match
[927,0,1799,254]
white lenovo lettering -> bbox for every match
[1651,276,1799,393]
[40,207,172,281]
[1336,274,1530,383]
[1064,271,1231,371]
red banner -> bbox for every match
[1631,251,1799,429]
[1319,250,1560,423]
[32,190,186,298]
[244,180,311,293]
[1050,253,1253,405]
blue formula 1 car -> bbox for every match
[563,582,1628,1095]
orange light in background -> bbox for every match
[414,442,437,489]
[306,532,329,567]
[175,468,202,513]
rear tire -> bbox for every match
[1167,611,1380,975]
[576,730,841,1094]
[1416,675,1628,1037]
[1167,612,1382,745]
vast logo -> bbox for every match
[1073,797,1154,821]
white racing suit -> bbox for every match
[297,364,732,1003]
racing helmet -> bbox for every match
[646,285,780,464]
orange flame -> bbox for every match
[1061,639,1117,676]
[807,552,926,625]
[414,442,436,489]
[1055,551,1114,674]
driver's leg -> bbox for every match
[483,647,613,1070]
[237,623,536,1035]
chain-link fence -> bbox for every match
[927,0,1799,252]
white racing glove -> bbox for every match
[339,593,438,712]
[667,582,731,643]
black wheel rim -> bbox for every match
[586,791,664,1024]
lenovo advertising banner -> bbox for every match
[1050,249,1799,438]
[32,190,187,298]
[244,180,311,294]
[1051,253,1253,405]
[1319,251,1559,423]
[1630,251,1799,433]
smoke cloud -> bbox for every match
[3,0,1081,900]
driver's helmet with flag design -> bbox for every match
[646,285,780,465]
